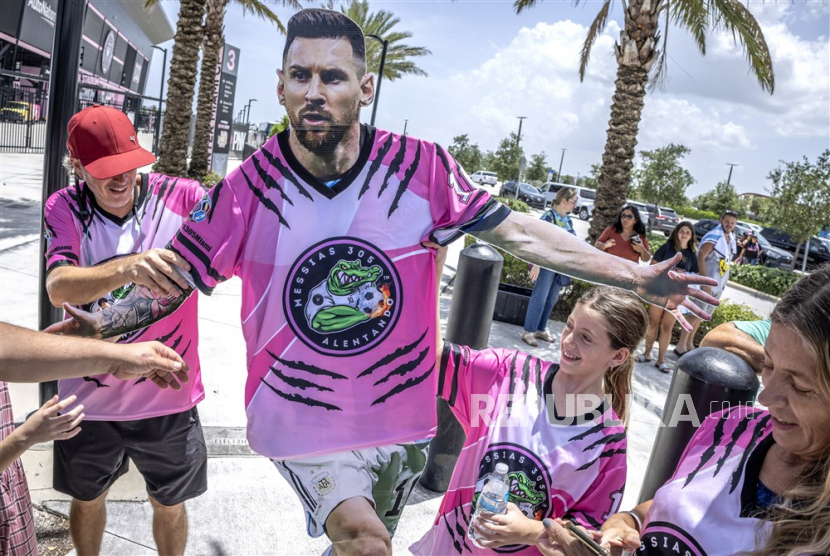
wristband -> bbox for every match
[622,510,642,532]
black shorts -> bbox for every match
[53,407,207,506]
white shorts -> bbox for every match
[274,441,429,538]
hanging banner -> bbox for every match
[210,43,240,176]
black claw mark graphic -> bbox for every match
[83,376,110,388]
[730,414,771,493]
[371,365,434,406]
[373,347,430,386]
[252,154,294,206]
[269,366,334,392]
[684,411,731,487]
[259,378,342,411]
[265,350,348,380]
[260,148,312,201]
[378,135,407,198]
[388,140,421,217]
[584,432,626,452]
[576,448,626,471]
[134,377,147,385]
[360,134,395,199]
[569,423,605,442]
[358,329,428,378]
[242,167,289,228]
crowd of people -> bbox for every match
[1,7,828,556]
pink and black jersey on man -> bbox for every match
[43,173,205,420]
[168,126,506,460]
[639,407,773,555]
[411,344,627,555]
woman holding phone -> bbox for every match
[595,206,651,264]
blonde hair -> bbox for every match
[574,286,649,423]
[747,264,830,556]
[553,187,576,207]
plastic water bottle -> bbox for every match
[468,462,510,547]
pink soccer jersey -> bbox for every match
[639,407,774,555]
[168,127,506,460]
[411,344,627,556]
[43,173,206,420]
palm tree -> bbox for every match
[326,0,431,82]
[188,0,299,179]
[148,0,205,177]
[513,0,774,241]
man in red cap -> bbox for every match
[42,105,207,555]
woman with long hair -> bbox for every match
[637,221,698,373]
[521,188,578,347]
[594,205,651,263]
[580,264,830,556]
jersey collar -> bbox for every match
[278,124,375,200]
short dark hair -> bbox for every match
[283,9,367,76]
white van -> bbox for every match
[469,170,498,186]
[543,184,597,220]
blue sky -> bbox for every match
[145,1,830,199]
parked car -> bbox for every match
[760,227,830,270]
[469,170,498,186]
[0,101,32,123]
[646,205,680,235]
[499,181,546,208]
[738,220,764,234]
[694,220,795,269]
[624,200,651,228]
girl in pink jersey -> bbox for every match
[411,286,648,556]
[595,265,830,556]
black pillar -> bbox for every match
[637,347,760,503]
[38,0,86,404]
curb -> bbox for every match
[726,280,781,304]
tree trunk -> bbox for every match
[588,0,661,243]
[156,0,205,177]
[188,0,229,179]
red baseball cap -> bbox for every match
[66,105,156,179]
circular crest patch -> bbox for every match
[283,237,402,357]
[474,443,553,553]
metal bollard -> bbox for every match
[419,243,503,494]
[637,347,760,503]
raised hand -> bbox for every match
[536,518,611,556]
[108,341,190,390]
[635,253,719,331]
[44,303,101,338]
[16,395,85,445]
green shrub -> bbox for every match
[728,265,799,298]
[676,206,718,221]
[200,171,223,189]
[646,232,667,254]
[464,235,534,288]
[495,196,530,213]
[669,299,762,346]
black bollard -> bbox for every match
[637,347,760,503]
[418,243,503,494]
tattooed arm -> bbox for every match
[472,211,720,329]
[45,280,194,340]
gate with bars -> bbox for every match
[0,84,48,153]
[0,81,163,155]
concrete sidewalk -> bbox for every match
[0,152,773,555]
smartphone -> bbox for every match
[631,234,642,244]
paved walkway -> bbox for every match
[0,153,774,554]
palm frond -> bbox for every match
[514,0,538,14]
[708,0,774,93]
[579,0,613,81]
[648,8,669,92]
[669,0,707,55]
[235,0,302,34]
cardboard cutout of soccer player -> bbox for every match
[48,9,719,554]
